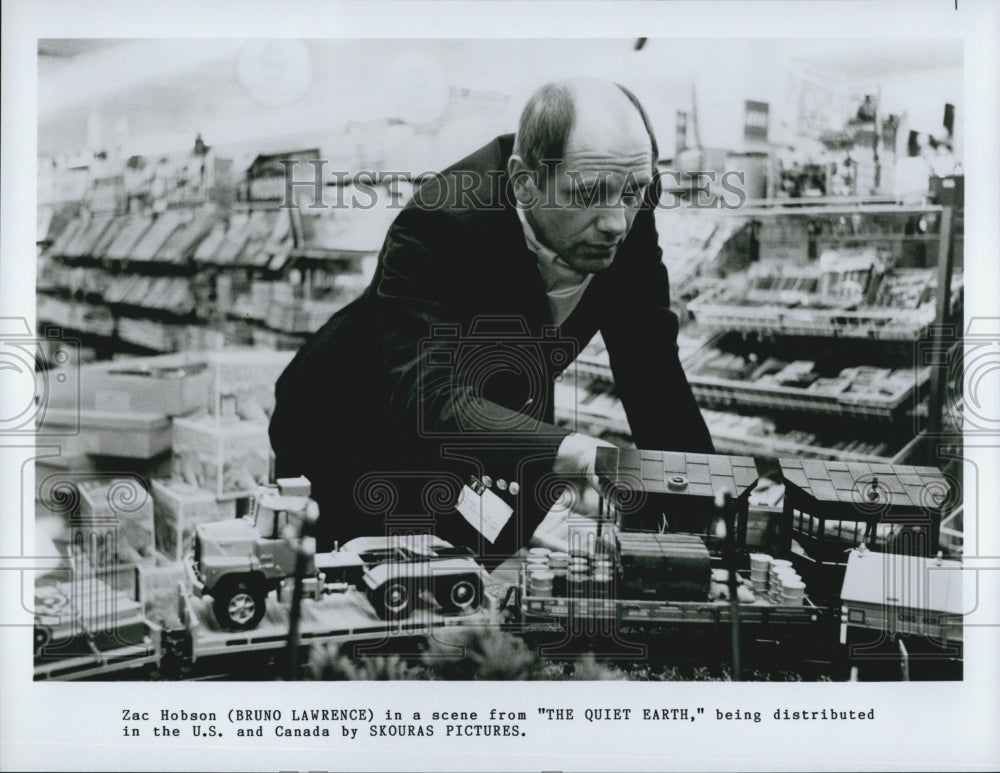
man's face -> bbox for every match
[513,125,653,274]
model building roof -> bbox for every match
[596,448,758,499]
[779,458,949,512]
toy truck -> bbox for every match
[319,536,485,619]
[189,477,485,629]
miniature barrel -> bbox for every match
[772,567,800,585]
[769,559,793,585]
[769,558,792,574]
[548,551,570,568]
[529,570,555,597]
[568,558,590,574]
[770,566,799,600]
[590,571,612,599]
[567,568,589,597]
[591,557,614,575]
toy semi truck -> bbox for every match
[189,477,485,629]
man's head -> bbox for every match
[509,78,658,274]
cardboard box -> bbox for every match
[203,348,295,420]
[39,407,173,459]
[151,478,236,562]
[171,415,271,499]
[48,360,210,416]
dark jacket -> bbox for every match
[270,134,713,565]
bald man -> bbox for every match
[270,78,714,567]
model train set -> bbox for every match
[32,451,963,681]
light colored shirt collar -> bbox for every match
[516,206,593,326]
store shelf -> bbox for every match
[684,332,929,421]
[705,417,925,464]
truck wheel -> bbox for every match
[212,579,266,630]
[370,581,412,619]
[436,574,482,613]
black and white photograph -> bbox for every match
[2,1,998,771]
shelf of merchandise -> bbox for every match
[37,192,376,357]
[559,197,962,467]
[687,199,961,467]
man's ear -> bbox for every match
[507,154,537,206]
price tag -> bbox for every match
[455,480,513,543]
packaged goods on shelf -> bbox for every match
[192,219,229,262]
[238,207,293,268]
[46,216,83,255]
[60,213,117,259]
[116,317,189,352]
[75,303,114,337]
[89,214,130,258]
[36,295,114,337]
[155,210,218,262]
[151,478,236,562]
[294,196,397,253]
[171,416,271,499]
[265,298,350,334]
[35,295,73,328]
[210,211,252,264]
[37,206,55,244]
[250,327,308,350]
[75,477,156,565]
[104,214,155,260]
[700,408,907,463]
[184,325,227,351]
[688,255,944,340]
[237,280,274,321]
[227,208,283,265]
[105,276,197,315]
[687,341,928,419]
[203,348,295,420]
[128,211,189,261]
[656,209,747,288]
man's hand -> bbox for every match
[530,489,617,553]
[552,432,615,517]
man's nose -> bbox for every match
[595,203,628,237]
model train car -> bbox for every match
[189,477,487,628]
[33,455,961,680]
[511,450,961,678]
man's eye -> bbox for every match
[622,190,643,206]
